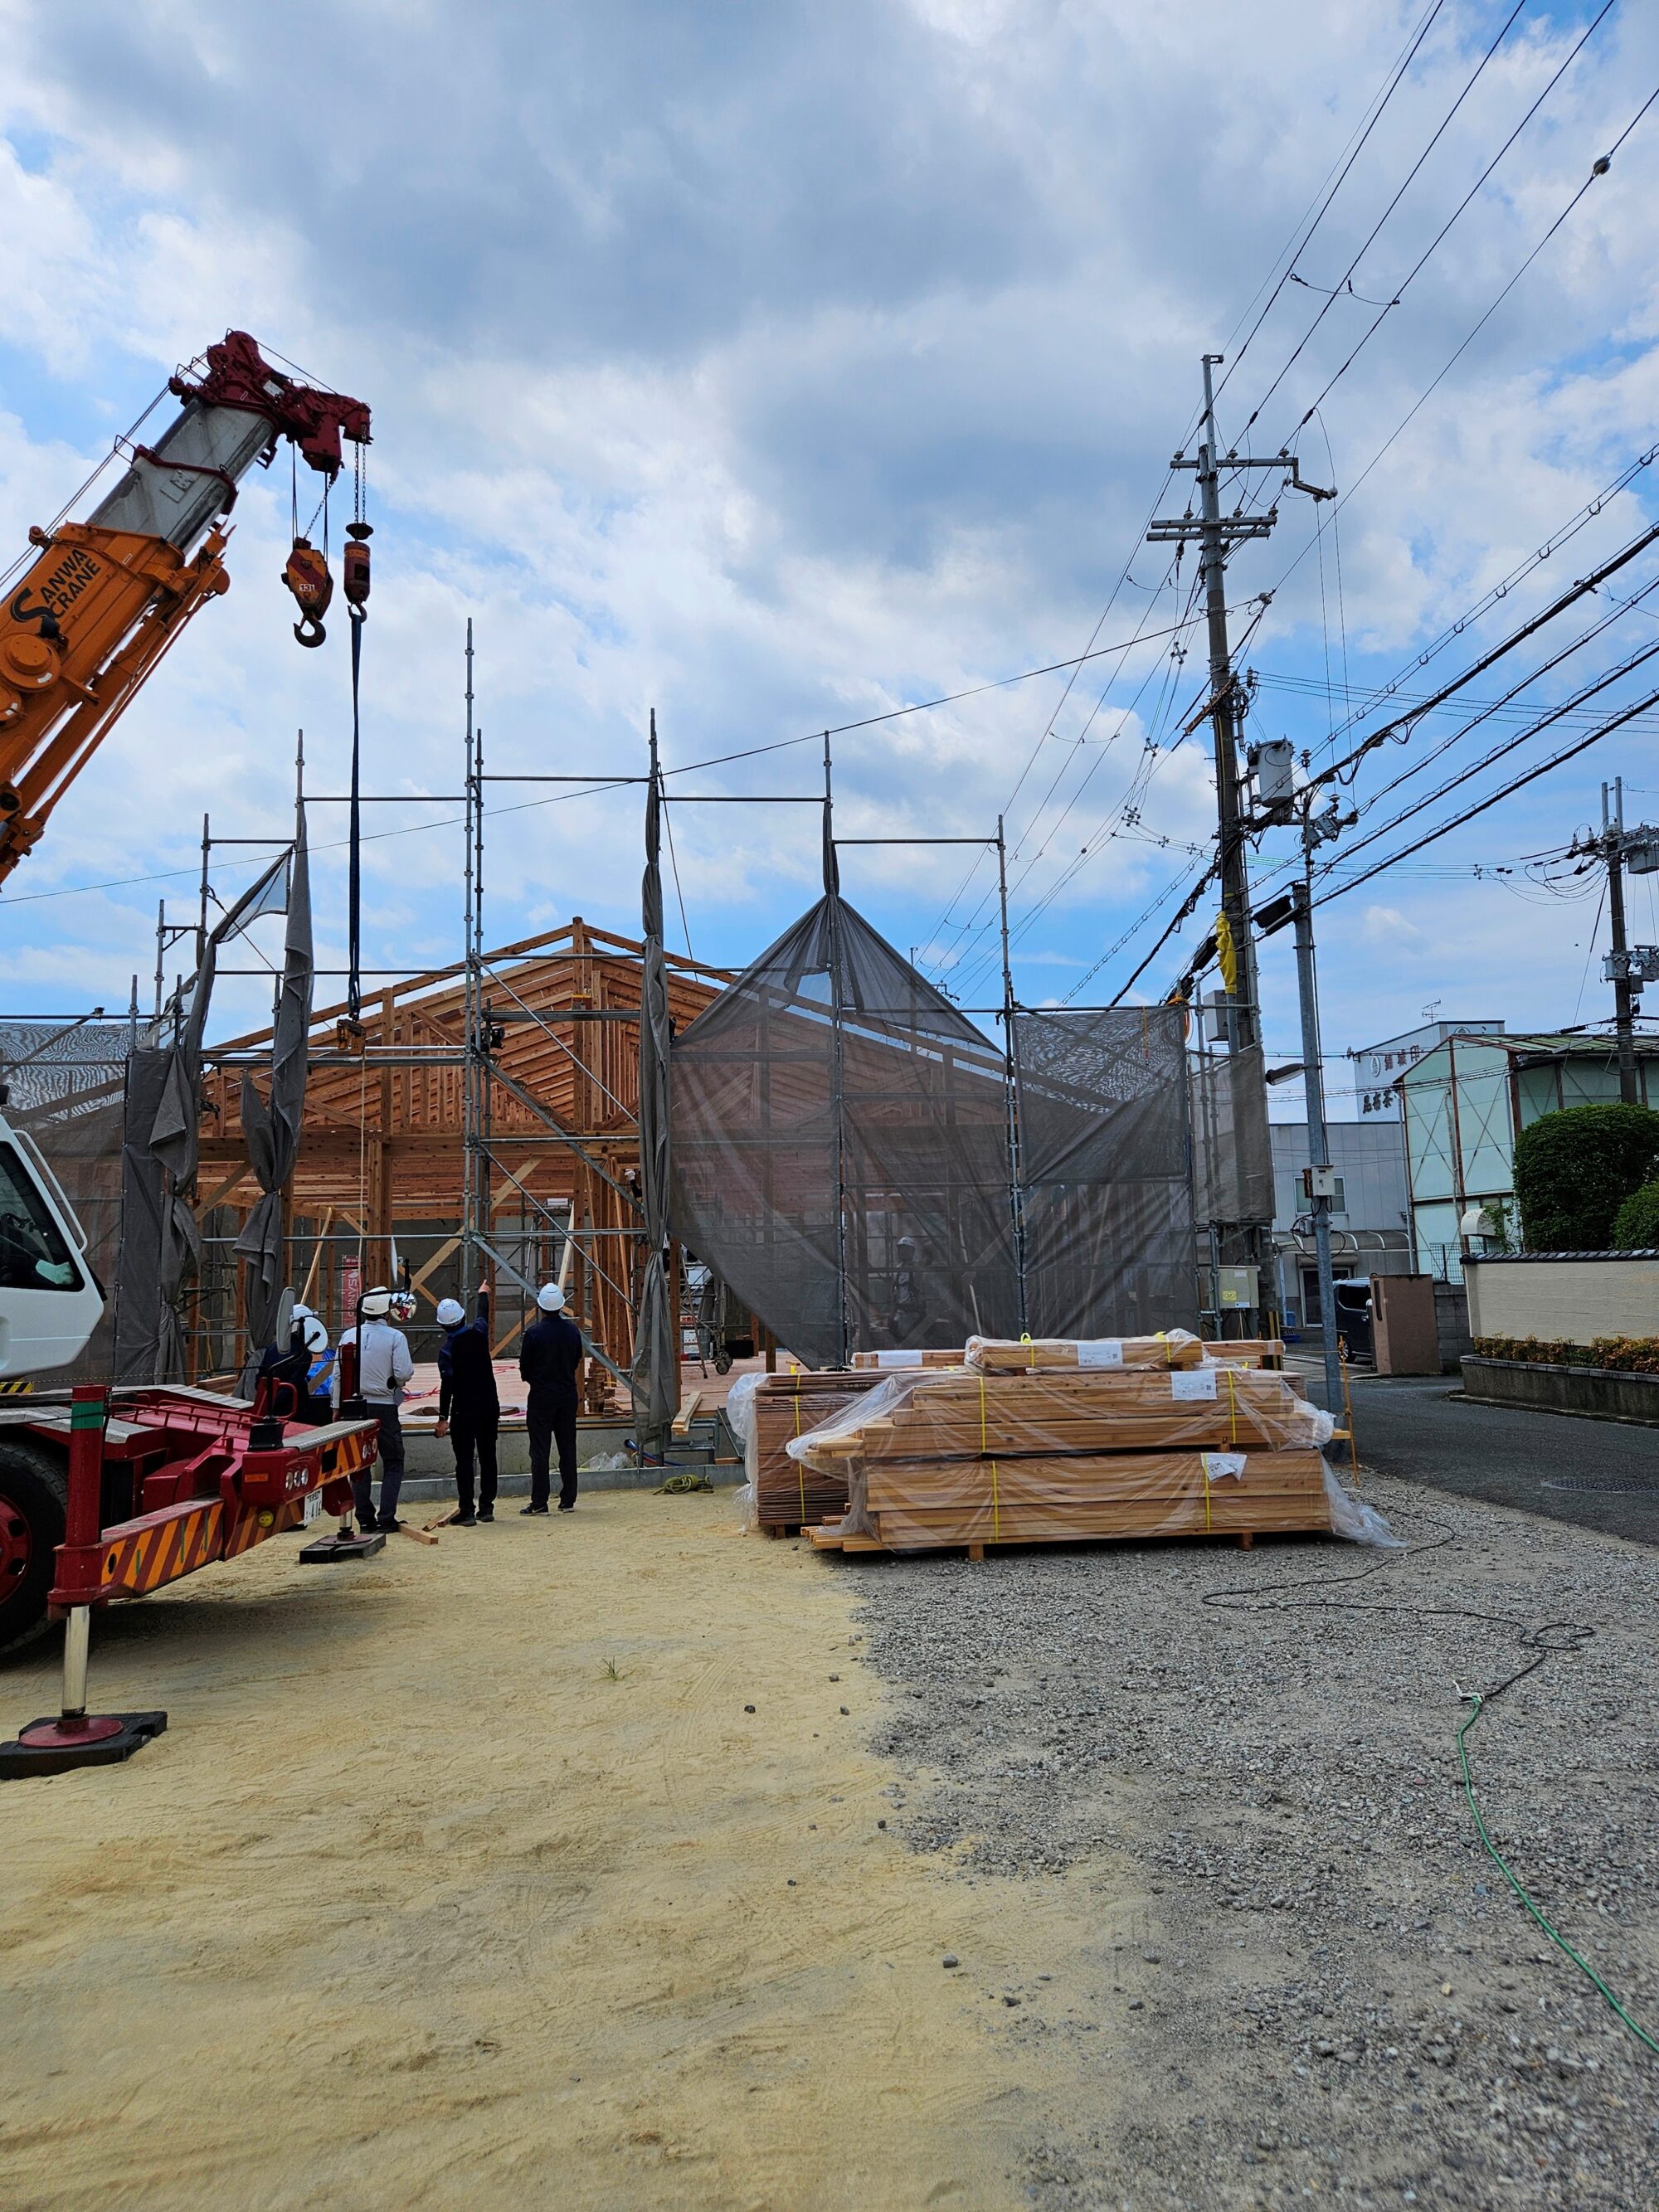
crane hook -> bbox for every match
[283,537,334,650]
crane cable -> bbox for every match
[348,609,363,1028]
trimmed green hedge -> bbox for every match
[1513,1103,1659,1251]
[1472,1334,1659,1374]
[1613,1179,1659,1250]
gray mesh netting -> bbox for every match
[0,1020,134,1382]
[1010,1005,1198,1338]
[670,897,1019,1367]
[669,898,1202,1365]
[1190,1038,1274,1242]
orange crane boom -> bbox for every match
[0,331,371,884]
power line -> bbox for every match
[1317,683,1659,907]
[1283,3,1619,442]
[1238,0,1531,441]
[1208,0,1452,419]
[1259,80,1659,622]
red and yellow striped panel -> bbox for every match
[222,1494,313,1560]
[102,1500,224,1599]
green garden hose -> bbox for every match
[1457,1691,1658,2055]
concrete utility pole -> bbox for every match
[1573,779,1659,1106]
[1605,784,1638,1106]
[1291,811,1345,1449]
[1150,356,1316,1328]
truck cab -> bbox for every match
[0,1111,105,1378]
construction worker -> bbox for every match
[290,1302,335,1422]
[518,1281,583,1514]
[337,1286,414,1534]
[434,1284,499,1526]
[888,1234,926,1344]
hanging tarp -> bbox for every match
[1011,1005,1198,1338]
[670,894,1020,1367]
[630,763,677,1455]
[1190,1038,1274,1238]
[235,820,314,1370]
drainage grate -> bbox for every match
[1542,1476,1659,1495]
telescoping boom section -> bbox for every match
[0,330,371,883]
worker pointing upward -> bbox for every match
[519,1283,584,1514]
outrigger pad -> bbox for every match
[0,1711,168,1782]
[298,1531,386,1563]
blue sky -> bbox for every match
[2,0,1658,1121]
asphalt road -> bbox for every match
[1316,1371,1659,1548]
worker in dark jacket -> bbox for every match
[518,1281,584,1514]
[434,1283,499,1525]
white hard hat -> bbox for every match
[537,1282,567,1312]
[389,1290,417,1324]
[436,1297,465,1328]
[361,1286,392,1318]
[293,1306,328,1354]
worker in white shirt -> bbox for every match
[337,1286,416,1534]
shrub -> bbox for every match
[1612,1179,1659,1250]
[1513,1103,1659,1251]
[1472,1333,1659,1373]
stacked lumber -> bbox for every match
[846,1451,1328,1548]
[850,1348,966,1370]
[1202,1339,1285,1369]
[800,1365,1325,1463]
[791,1343,1335,1557]
[965,1330,1204,1373]
[748,1369,889,1529]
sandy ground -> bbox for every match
[0,1491,1097,2212]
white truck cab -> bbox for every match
[0,1110,105,1377]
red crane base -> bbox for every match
[0,1710,168,1780]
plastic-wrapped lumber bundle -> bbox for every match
[855,1448,1333,1549]
[793,1364,1331,1467]
[1201,1339,1285,1369]
[749,1369,890,1529]
[787,1336,1399,1553]
[808,1446,1397,1554]
[850,1348,966,1370]
[965,1329,1204,1373]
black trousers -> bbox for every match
[527,1393,579,1509]
[353,1402,406,1528]
[450,1408,499,1515]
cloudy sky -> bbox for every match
[2,0,1657,1116]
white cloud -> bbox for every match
[0,1,1657,1072]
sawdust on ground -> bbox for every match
[0,1491,1102,2211]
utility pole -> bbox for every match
[1150,355,1328,1329]
[1290,807,1345,1449]
[1605,779,1637,1106]
[1571,778,1659,1105]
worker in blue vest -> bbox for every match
[518,1282,584,1514]
[435,1284,499,1525]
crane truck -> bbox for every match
[0,334,385,1766]
[0,328,372,883]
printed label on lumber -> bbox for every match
[1201,1451,1247,1480]
[874,1349,924,1368]
[1171,1369,1219,1402]
[1076,1339,1125,1368]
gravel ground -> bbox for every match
[851,1472,1659,2210]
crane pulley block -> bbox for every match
[283,537,334,647]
